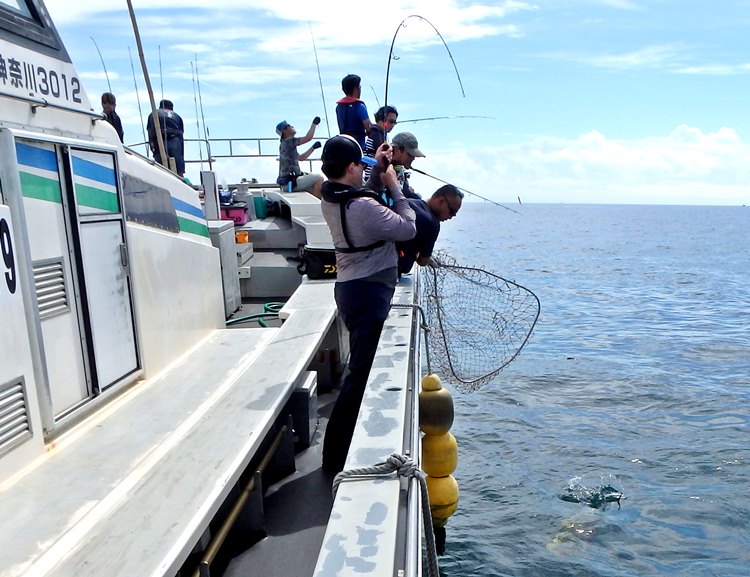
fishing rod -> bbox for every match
[398,115,495,124]
[190,60,205,169]
[308,22,331,138]
[90,36,112,93]
[384,15,465,111]
[195,54,212,170]
[410,167,522,215]
[370,85,381,109]
[158,45,164,101]
[128,46,148,154]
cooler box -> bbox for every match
[220,201,248,225]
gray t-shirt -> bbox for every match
[321,187,416,284]
[278,137,301,177]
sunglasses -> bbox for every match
[444,195,459,217]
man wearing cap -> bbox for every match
[147,99,185,176]
[276,117,324,198]
[366,131,425,201]
[319,136,416,473]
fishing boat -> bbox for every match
[0,1,425,575]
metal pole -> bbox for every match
[126,0,168,171]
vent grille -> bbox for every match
[33,259,69,319]
[0,379,32,457]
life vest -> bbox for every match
[321,183,388,253]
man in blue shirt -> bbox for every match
[335,74,372,150]
[397,184,463,274]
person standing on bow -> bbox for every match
[335,74,372,150]
[366,131,426,201]
[363,105,398,179]
[101,92,124,143]
[276,117,324,198]
[319,135,416,474]
[396,184,463,275]
[146,99,185,177]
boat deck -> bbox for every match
[0,283,338,577]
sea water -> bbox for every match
[431,204,750,577]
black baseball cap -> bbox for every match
[321,135,376,176]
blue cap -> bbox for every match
[276,120,290,136]
[360,155,377,166]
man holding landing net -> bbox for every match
[397,183,463,275]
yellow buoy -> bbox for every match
[419,374,454,434]
[421,431,458,477]
[426,474,459,526]
[421,373,443,392]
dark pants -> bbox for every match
[154,137,185,174]
[322,279,394,473]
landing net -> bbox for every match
[420,251,541,392]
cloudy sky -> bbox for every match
[43,0,750,205]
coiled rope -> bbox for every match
[332,454,440,577]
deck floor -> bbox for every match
[222,391,337,577]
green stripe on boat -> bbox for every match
[177,217,209,237]
[20,172,62,203]
[75,183,120,212]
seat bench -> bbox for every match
[0,295,338,577]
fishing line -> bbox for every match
[410,167,522,215]
[90,36,112,93]
[309,22,331,138]
[190,61,205,169]
[127,46,148,153]
[384,15,465,111]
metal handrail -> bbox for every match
[128,136,325,176]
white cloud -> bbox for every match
[675,63,750,76]
[407,126,750,206]
[563,44,686,70]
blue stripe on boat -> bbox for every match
[16,142,58,172]
[172,196,205,219]
[72,155,117,187]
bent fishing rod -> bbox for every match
[410,167,522,215]
[384,14,465,112]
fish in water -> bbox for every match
[559,478,623,510]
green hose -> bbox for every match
[226,301,286,327]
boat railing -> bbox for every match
[127,136,325,175]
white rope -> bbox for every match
[332,454,440,577]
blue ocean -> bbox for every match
[431,203,749,577]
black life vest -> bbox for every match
[321,182,388,253]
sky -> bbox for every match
[42,0,750,206]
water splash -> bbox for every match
[560,475,624,510]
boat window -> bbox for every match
[122,173,180,233]
[0,1,31,17]
[0,0,62,52]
